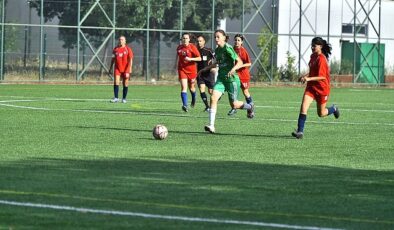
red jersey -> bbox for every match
[234,46,251,81]
[307,53,330,95]
[113,45,133,73]
[177,43,200,74]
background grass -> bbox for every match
[0,84,393,229]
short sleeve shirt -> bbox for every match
[177,43,201,74]
[234,46,251,81]
[307,53,330,95]
[113,45,133,73]
[215,43,239,82]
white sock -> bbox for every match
[242,103,251,110]
[209,108,217,126]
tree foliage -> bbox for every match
[29,0,250,49]
[257,26,278,81]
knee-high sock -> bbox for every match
[327,105,335,115]
[200,92,209,108]
[246,96,253,104]
[191,91,196,105]
[209,108,217,126]
[122,87,128,99]
[181,92,188,106]
[114,85,119,98]
[297,114,307,132]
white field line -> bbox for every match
[0,200,343,230]
[1,97,394,113]
[2,95,394,107]
[1,102,394,126]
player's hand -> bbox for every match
[227,69,235,78]
[299,76,307,84]
[185,57,191,62]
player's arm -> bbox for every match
[198,61,217,76]
[128,49,133,73]
[239,62,251,68]
[228,56,243,77]
[109,56,115,74]
[185,56,202,62]
[303,76,325,82]
[239,50,251,68]
[185,47,202,62]
[299,73,326,84]
[174,54,179,71]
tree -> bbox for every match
[29,0,251,76]
[257,26,278,81]
[278,51,298,82]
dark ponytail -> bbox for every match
[311,37,332,59]
[215,29,229,42]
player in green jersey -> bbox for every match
[199,30,255,133]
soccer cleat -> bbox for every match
[122,99,127,103]
[110,98,119,103]
[227,108,237,116]
[247,103,255,119]
[204,107,210,112]
[333,105,340,119]
[291,130,304,139]
[204,125,215,134]
[191,100,196,108]
[182,105,188,112]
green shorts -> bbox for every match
[213,76,241,103]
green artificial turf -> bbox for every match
[0,84,393,229]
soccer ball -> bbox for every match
[152,124,168,140]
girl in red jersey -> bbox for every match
[176,33,202,112]
[109,36,133,103]
[292,37,340,139]
[228,34,254,117]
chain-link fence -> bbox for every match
[0,0,392,84]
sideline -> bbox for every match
[0,199,342,230]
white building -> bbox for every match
[277,0,394,71]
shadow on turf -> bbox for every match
[74,125,293,139]
[0,157,393,229]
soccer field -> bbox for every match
[0,84,393,229]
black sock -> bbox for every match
[123,86,128,99]
[114,85,119,98]
[201,92,209,108]
[246,96,253,104]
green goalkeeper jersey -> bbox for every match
[215,43,240,82]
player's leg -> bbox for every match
[230,80,254,118]
[188,77,197,108]
[205,81,224,133]
[111,74,121,103]
[292,93,314,138]
[316,95,340,119]
[242,81,253,105]
[179,71,189,112]
[199,82,210,111]
[121,73,129,103]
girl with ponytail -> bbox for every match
[292,37,340,139]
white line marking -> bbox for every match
[0,200,342,230]
[2,97,394,113]
[1,102,394,126]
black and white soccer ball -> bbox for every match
[152,124,168,140]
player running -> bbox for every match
[228,34,254,117]
[202,30,255,134]
[176,33,202,112]
[109,35,133,103]
[196,35,217,112]
[292,37,340,139]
